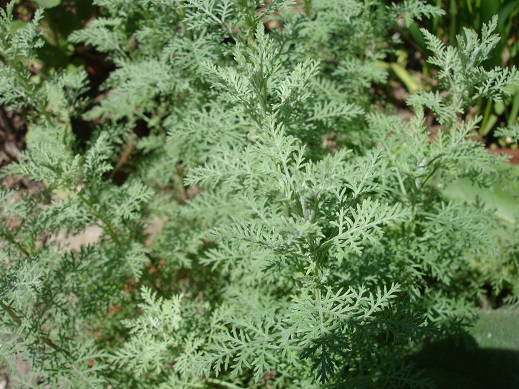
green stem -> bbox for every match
[304,0,312,18]
[237,0,256,40]
[449,0,457,45]
[77,191,122,247]
[381,140,408,197]
[315,287,325,335]
[13,62,52,125]
[78,189,161,291]
[206,378,244,389]
[0,300,71,357]
[0,299,22,326]
[419,164,440,190]
[359,2,372,63]
[479,100,493,137]
[1,230,32,257]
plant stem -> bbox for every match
[304,0,312,18]
[206,378,244,389]
[449,0,457,45]
[77,191,122,247]
[0,299,22,326]
[1,230,32,257]
[0,300,71,357]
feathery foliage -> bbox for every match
[1,1,517,387]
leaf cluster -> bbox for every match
[0,1,517,388]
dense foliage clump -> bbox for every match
[0,1,518,387]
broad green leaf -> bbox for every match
[442,165,519,223]
[33,0,61,8]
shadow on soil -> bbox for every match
[411,337,519,389]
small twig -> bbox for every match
[0,299,72,357]
[0,106,16,135]
[206,378,244,389]
[0,107,21,160]
[109,133,137,181]
[1,230,31,257]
